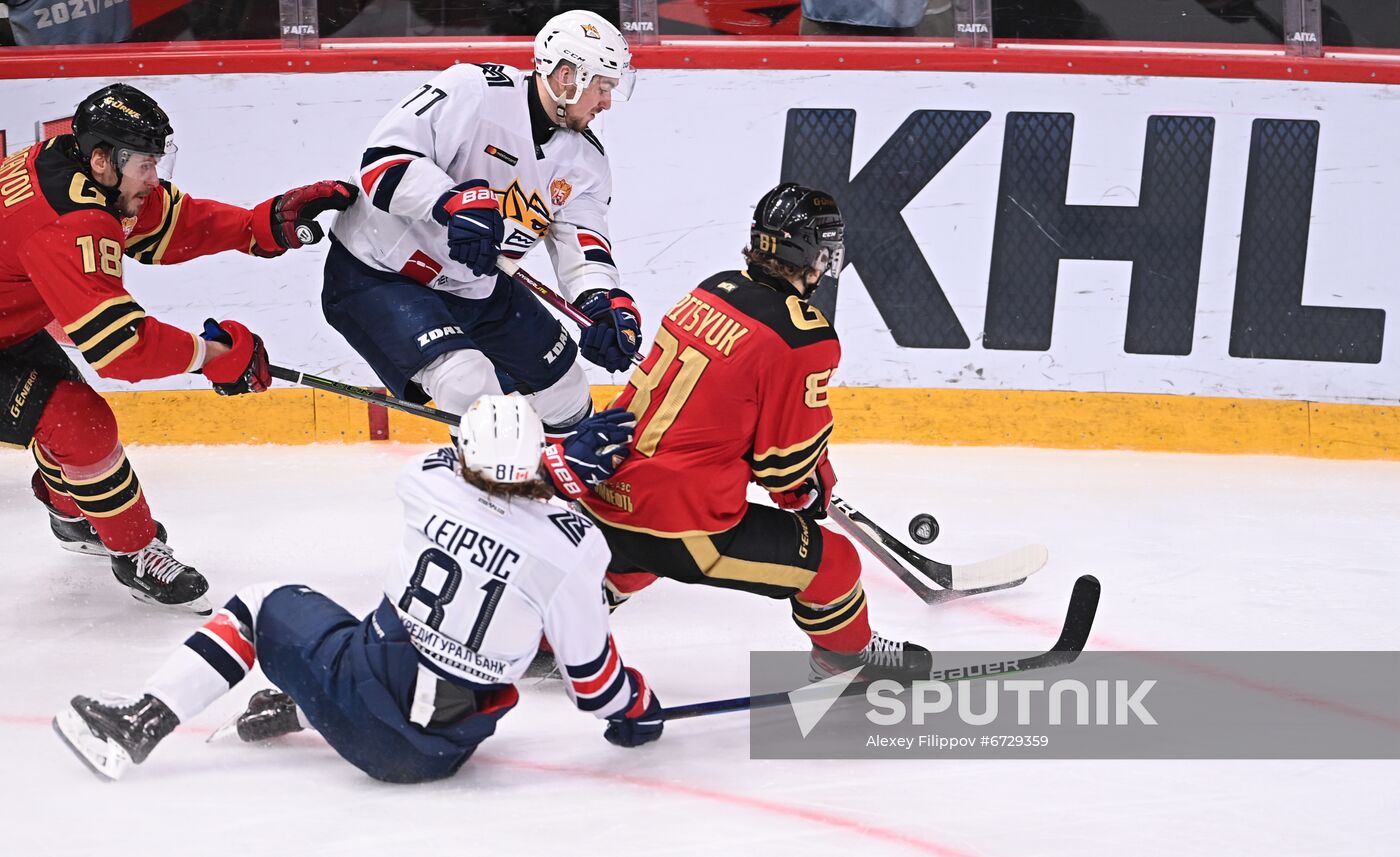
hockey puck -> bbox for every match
[908,513,940,544]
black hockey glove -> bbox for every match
[543,408,636,500]
[574,288,642,373]
[604,668,664,748]
[432,179,503,277]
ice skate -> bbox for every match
[110,540,211,615]
[810,633,932,682]
[208,689,303,743]
[35,480,169,557]
[52,694,179,781]
[523,637,561,681]
[49,510,168,557]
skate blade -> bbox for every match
[53,708,131,781]
[206,711,243,744]
[523,650,561,683]
[58,540,111,557]
[128,589,213,616]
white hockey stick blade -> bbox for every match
[950,544,1050,590]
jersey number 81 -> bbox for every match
[398,548,507,650]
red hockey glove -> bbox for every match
[199,319,271,395]
[252,179,358,255]
[604,668,664,748]
[773,451,837,520]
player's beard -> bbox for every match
[115,181,153,218]
[116,192,145,218]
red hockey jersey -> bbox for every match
[0,136,280,380]
[581,269,839,537]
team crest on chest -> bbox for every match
[497,179,552,235]
[550,178,573,207]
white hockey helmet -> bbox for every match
[457,395,547,484]
[534,9,635,106]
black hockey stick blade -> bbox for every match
[1008,573,1100,671]
[661,574,1102,721]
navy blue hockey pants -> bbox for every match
[320,238,578,405]
[256,586,517,784]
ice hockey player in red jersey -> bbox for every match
[577,182,932,680]
[0,83,357,614]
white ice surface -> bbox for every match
[2,443,1397,857]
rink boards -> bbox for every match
[0,45,1396,456]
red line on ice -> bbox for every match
[6,712,979,857]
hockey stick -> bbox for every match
[268,366,462,427]
[828,500,1025,605]
[497,258,1049,598]
[268,362,970,607]
[497,256,602,330]
[830,498,1048,598]
[660,573,1101,721]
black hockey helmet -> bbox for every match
[749,182,845,289]
[73,84,174,173]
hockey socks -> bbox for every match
[603,571,656,611]
[30,465,80,518]
[791,531,872,653]
[144,585,280,723]
[31,381,157,553]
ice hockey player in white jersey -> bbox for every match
[53,397,663,784]
[322,9,642,436]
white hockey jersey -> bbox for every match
[387,447,640,721]
[334,62,621,302]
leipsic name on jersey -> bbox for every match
[335,63,620,302]
[388,448,637,719]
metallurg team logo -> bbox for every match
[550,178,572,207]
[497,179,551,235]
